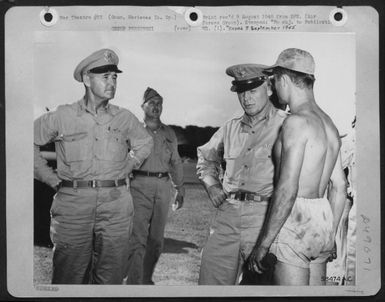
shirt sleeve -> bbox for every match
[126,112,153,168]
[167,128,185,196]
[34,112,61,187]
[196,126,225,187]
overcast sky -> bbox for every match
[33,31,355,134]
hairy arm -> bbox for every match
[327,151,347,237]
[248,115,308,272]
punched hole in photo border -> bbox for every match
[39,7,58,27]
[329,7,348,26]
[184,7,203,26]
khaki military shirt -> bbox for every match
[34,98,153,187]
[197,102,287,197]
[137,123,184,196]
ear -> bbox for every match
[82,73,91,88]
[266,81,273,97]
[280,74,291,87]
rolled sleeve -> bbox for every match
[196,127,224,187]
[34,112,61,187]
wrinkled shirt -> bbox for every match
[137,123,185,196]
[197,102,287,196]
[34,98,153,187]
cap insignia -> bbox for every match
[104,51,113,63]
[235,67,246,78]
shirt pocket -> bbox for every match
[103,130,128,162]
[223,145,243,182]
[223,144,243,159]
[60,131,89,162]
[254,146,272,161]
[160,138,173,163]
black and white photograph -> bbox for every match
[4,5,380,298]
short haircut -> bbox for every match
[273,66,315,89]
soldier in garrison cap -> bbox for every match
[34,48,153,284]
[248,48,346,285]
[196,63,287,285]
[125,87,185,285]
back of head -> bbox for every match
[274,67,315,89]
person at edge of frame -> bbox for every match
[196,64,288,285]
[125,87,185,285]
[34,48,153,284]
[248,48,347,286]
[326,116,356,285]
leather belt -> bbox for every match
[60,179,126,188]
[229,191,270,202]
[132,170,169,178]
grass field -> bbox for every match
[34,181,215,285]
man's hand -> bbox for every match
[247,245,269,274]
[206,184,227,208]
[327,241,337,262]
[52,180,62,192]
[172,192,184,211]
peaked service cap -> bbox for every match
[226,64,268,93]
[73,48,122,82]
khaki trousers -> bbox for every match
[125,176,171,284]
[50,186,134,284]
[198,199,268,285]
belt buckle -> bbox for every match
[157,173,163,178]
[253,195,261,202]
[91,180,97,188]
[239,192,246,201]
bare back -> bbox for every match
[274,105,341,198]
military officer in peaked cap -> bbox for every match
[196,64,287,285]
[34,48,153,284]
[125,87,185,285]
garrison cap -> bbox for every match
[143,87,162,104]
[226,64,268,93]
[73,48,122,82]
[264,48,315,75]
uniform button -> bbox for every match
[251,131,255,134]
[244,165,248,169]
[247,148,251,151]
[95,138,98,141]
[241,182,245,186]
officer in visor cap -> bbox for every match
[34,48,153,284]
[197,63,287,285]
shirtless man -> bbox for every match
[247,48,347,285]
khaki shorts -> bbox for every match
[270,197,334,269]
